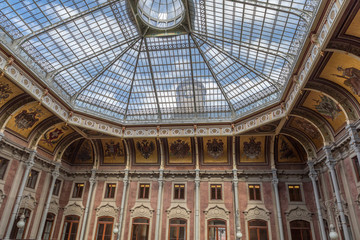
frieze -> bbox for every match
[130,204,154,219]
[243,206,271,221]
[204,205,230,220]
[166,205,191,220]
[96,203,119,218]
[285,206,313,222]
[63,201,85,216]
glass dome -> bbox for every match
[138,0,186,29]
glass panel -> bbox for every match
[259,228,268,240]
[208,227,216,240]
[96,224,105,240]
[70,223,78,240]
[169,226,177,240]
[249,229,258,240]
[134,218,149,224]
[104,223,113,240]
[217,227,226,240]
[301,229,312,240]
[178,226,185,240]
[290,229,302,240]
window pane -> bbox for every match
[217,227,226,240]
[104,223,113,240]
[169,226,177,240]
[249,229,258,240]
[178,226,185,240]
[208,227,216,240]
[259,228,268,239]
[96,224,105,240]
[70,223,78,240]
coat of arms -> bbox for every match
[41,126,68,147]
[243,137,261,159]
[14,108,43,130]
[0,82,12,102]
[207,139,224,159]
[170,139,190,158]
[136,140,155,159]
[104,141,124,158]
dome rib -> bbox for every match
[191,34,236,116]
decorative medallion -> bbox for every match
[312,95,341,120]
[279,139,295,160]
[104,140,124,159]
[243,137,261,159]
[335,66,360,96]
[170,139,190,158]
[41,125,68,148]
[0,82,12,102]
[206,138,224,159]
[14,108,43,130]
[136,139,155,159]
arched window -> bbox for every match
[248,219,268,240]
[169,218,186,240]
[290,220,312,240]
[10,208,31,239]
[96,216,114,240]
[61,215,80,240]
[208,219,226,240]
[131,218,150,240]
[42,213,56,240]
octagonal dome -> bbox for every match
[0,0,320,125]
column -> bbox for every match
[347,124,360,168]
[116,169,129,240]
[4,150,36,240]
[232,169,242,239]
[79,169,96,240]
[324,146,351,240]
[154,169,164,240]
[308,161,327,240]
[36,162,60,240]
[271,168,285,240]
[194,169,200,240]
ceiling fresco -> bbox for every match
[345,10,360,38]
[63,139,94,165]
[302,91,346,133]
[0,76,23,109]
[38,122,74,153]
[320,52,360,104]
[167,137,193,164]
[101,139,126,164]
[276,135,303,163]
[6,101,53,139]
[289,117,323,150]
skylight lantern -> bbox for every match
[138,0,186,30]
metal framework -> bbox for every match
[0,0,320,124]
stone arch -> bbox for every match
[281,128,317,159]
[27,116,62,150]
[305,80,360,122]
[53,133,83,162]
[291,108,334,145]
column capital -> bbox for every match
[308,162,318,180]
[271,168,279,185]
[89,169,97,185]
[158,169,164,185]
[232,169,238,183]
[26,151,36,168]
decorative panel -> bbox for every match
[167,137,193,164]
[134,138,158,164]
[38,122,74,153]
[277,135,302,163]
[202,136,228,164]
[0,76,23,108]
[239,136,266,163]
[102,139,126,164]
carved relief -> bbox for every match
[63,202,84,216]
[96,203,119,218]
[285,206,312,222]
[130,204,154,219]
[20,193,37,211]
[166,205,191,220]
[204,205,230,220]
[48,199,59,215]
[0,189,6,207]
[243,206,271,221]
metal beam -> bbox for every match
[14,0,121,46]
[71,38,140,102]
[124,38,144,119]
[188,34,198,115]
[194,32,293,64]
[191,34,236,116]
[49,36,140,78]
[230,0,312,22]
[144,38,162,120]
[194,34,282,91]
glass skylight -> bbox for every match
[0,0,321,125]
[138,0,186,29]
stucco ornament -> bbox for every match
[130,204,154,219]
[204,205,230,220]
[166,205,191,220]
[96,203,119,218]
[285,206,312,222]
[63,202,85,216]
[243,206,271,221]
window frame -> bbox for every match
[138,183,151,200]
[168,218,187,240]
[209,184,223,201]
[71,182,85,199]
[248,184,262,201]
[131,217,150,240]
[26,169,39,189]
[95,216,114,240]
[173,183,186,200]
[104,183,117,199]
[61,215,80,240]
[0,158,9,180]
[287,184,303,202]
[248,219,269,240]
[53,179,62,196]
[42,213,56,240]
[289,220,313,240]
[207,218,227,240]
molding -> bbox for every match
[203,204,230,220]
[243,205,271,221]
[166,204,191,220]
[285,206,313,222]
[130,204,154,219]
[95,202,119,218]
[63,201,85,216]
